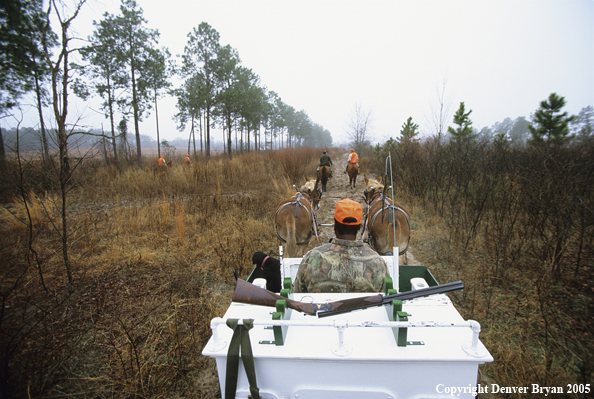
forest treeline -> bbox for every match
[0,0,332,169]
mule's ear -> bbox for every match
[364,175,369,184]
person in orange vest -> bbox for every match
[185,154,191,165]
[158,155,166,165]
[345,149,359,173]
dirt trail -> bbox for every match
[310,152,419,266]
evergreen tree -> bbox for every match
[144,46,173,157]
[493,131,509,148]
[448,102,475,144]
[0,0,46,109]
[398,116,420,145]
[112,0,161,167]
[528,93,574,148]
[181,22,222,158]
[77,15,129,162]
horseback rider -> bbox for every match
[345,148,359,173]
[185,154,191,165]
[317,150,332,177]
[158,155,166,165]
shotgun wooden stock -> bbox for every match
[232,279,464,317]
[232,279,323,315]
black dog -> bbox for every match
[252,251,282,293]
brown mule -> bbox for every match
[274,179,322,257]
[347,163,358,189]
[362,175,410,256]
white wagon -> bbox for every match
[202,248,493,399]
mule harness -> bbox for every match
[361,191,411,255]
[275,191,321,246]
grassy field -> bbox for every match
[0,145,592,398]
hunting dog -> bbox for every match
[252,251,282,293]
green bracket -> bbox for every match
[280,277,293,299]
[387,299,410,347]
[270,299,291,346]
[283,277,292,291]
[384,278,394,295]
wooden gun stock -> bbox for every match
[232,279,319,315]
[231,279,464,317]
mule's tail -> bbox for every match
[285,217,297,257]
[388,221,395,250]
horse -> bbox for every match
[154,160,172,174]
[362,175,411,258]
[319,165,331,192]
[274,179,322,257]
[347,163,359,189]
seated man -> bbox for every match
[317,150,332,177]
[294,198,389,293]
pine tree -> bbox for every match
[528,93,574,147]
[398,116,420,145]
[448,102,476,144]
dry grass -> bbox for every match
[1,146,592,398]
[0,151,299,398]
[403,195,592,399]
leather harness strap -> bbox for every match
[275,191,321,246]
[362,191,411,255]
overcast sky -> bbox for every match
[8,0,594,145]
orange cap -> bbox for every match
[334,198,362,225]
[350,149,354,152]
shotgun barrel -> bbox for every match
[317,280,464,318]
[232,279,464,317]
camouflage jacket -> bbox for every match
[293,239,389,293]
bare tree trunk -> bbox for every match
[106,76,118,163]
[132,68,142,167]
[101,125,109,165]
[42,0,87,284]
[155,91,160,158]
[187,122,192,155]
[34,69,50,163]
[0,126,6,173]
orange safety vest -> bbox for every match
[349,153,359,164]
[158,157,165,165]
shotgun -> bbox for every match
[231,279,464,318]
